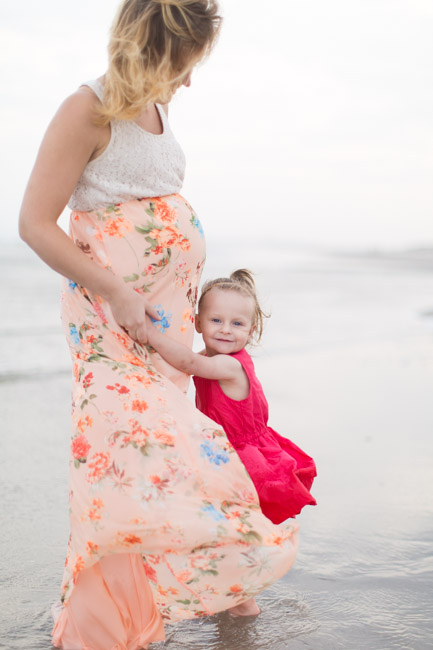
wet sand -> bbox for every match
[1,243,433,649]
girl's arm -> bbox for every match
[147,320,242,381]
[19,88,159,343]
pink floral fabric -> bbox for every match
[60,194,298,622]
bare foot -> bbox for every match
[229,597,261,617]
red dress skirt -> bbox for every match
[194,348,317,524]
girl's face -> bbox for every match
[195,288,255,356]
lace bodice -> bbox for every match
[68,79,186,211]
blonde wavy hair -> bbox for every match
[96,0,222,124]
[198,269,269,344]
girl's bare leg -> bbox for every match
[228,597,261,617]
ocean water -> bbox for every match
[1,240,433,650]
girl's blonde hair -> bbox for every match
[198,269,269,343]
[97,0,222,124]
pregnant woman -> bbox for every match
[19,1,298,648]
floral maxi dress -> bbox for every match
[52,183,298,647]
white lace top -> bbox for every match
[68,78,186,211]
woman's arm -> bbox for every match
[19,88,159,343]
[147,319,242,382]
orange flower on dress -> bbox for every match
[123,353,146,368]
[265,533,285,546]
[104,216,133,238]
[87,498,104,521]
[106,383,130,394]
[176,570,193,583]
[158,585,169,597]
[72,555,85,582]
[178,237,191,251]
[87,452,110,484]
[130,517,147,525]
[82,372,93,389]
[237,488,258,505]
[104,219,121,237]
[77,415,93,433]
[149,226,179,249]
[154,430,175,446]
[183,308,193,322]
[154,199,177,224]
[125,373,153,389]
[71,435,91,460]
[131,399,148,413]
[168,586,179,595]
[123,419,150,447]
[86,541,99,555]
[113,331,129,347]
[229,584,243,594]
[121,533,142,546]
[143,562,157,583]
[237,522,252,534]
[229,510,242,519]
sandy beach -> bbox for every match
[1,241,433,649]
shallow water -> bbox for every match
[1,241,433,649]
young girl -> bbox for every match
[147,269,317,524]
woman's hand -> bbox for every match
[108,283,160,345]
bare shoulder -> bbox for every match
[209,353,245,380]
[54,86,102,129]
[19,86,109,220]
[218,355,250,400]
[221,354,243,370]
[47,86,110,162]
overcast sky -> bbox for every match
[1,0,432,250]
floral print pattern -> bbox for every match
[60,194,298,621]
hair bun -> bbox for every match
[230,268,256,292]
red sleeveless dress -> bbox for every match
[193,349,317,524]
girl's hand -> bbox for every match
[108,283,160,345]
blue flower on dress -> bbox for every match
[69,325,80,344]
[150,305,172,334]
[68,280,77,291]
[190,215,204,238]
[200,440,230,466]
[201,503,226,522]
